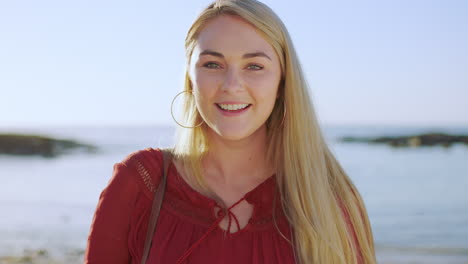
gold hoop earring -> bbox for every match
[170,91,204,129]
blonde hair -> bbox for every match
[173,0,376,263]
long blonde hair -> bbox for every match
[173,0,376,263]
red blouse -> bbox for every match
[84,148,297,264]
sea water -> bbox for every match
[0,125,467,263]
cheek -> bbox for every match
[247,74,280,103]
[193,84,218,115]
[193,70,223,93]
[192,72,213,100]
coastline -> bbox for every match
[0,249,83,264]
[1,247,468,264]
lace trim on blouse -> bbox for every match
[135,160,156,193]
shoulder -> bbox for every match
[120,147,163,174]
[116,147,165,199]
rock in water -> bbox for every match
[0,133,98,158]
[340,133,468,148]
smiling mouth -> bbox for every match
[215,103,251,111]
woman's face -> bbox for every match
[189,15,282,141]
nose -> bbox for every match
[221,68,243,93]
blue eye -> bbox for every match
[203,62,221,69]
[247,64,263,70]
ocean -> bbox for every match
[1,125,467,263]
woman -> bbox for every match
[85,0,376,263]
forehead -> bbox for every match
[193,15,276,59]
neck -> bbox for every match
[203,125,272,188]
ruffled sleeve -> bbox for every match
[84,148,164,264]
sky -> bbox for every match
[0,0,467,127]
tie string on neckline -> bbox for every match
[175,196,247,264]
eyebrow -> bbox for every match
[199,49,271,60]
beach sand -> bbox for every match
[2,248,468,264]
[0,249,83,264]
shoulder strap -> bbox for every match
[140,148,172,264]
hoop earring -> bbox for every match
[170,91,204,129]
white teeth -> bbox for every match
[217,103,249,111]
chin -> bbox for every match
[214,128,251,141]
[208,123,265,142]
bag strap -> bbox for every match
[140,148,172,264]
